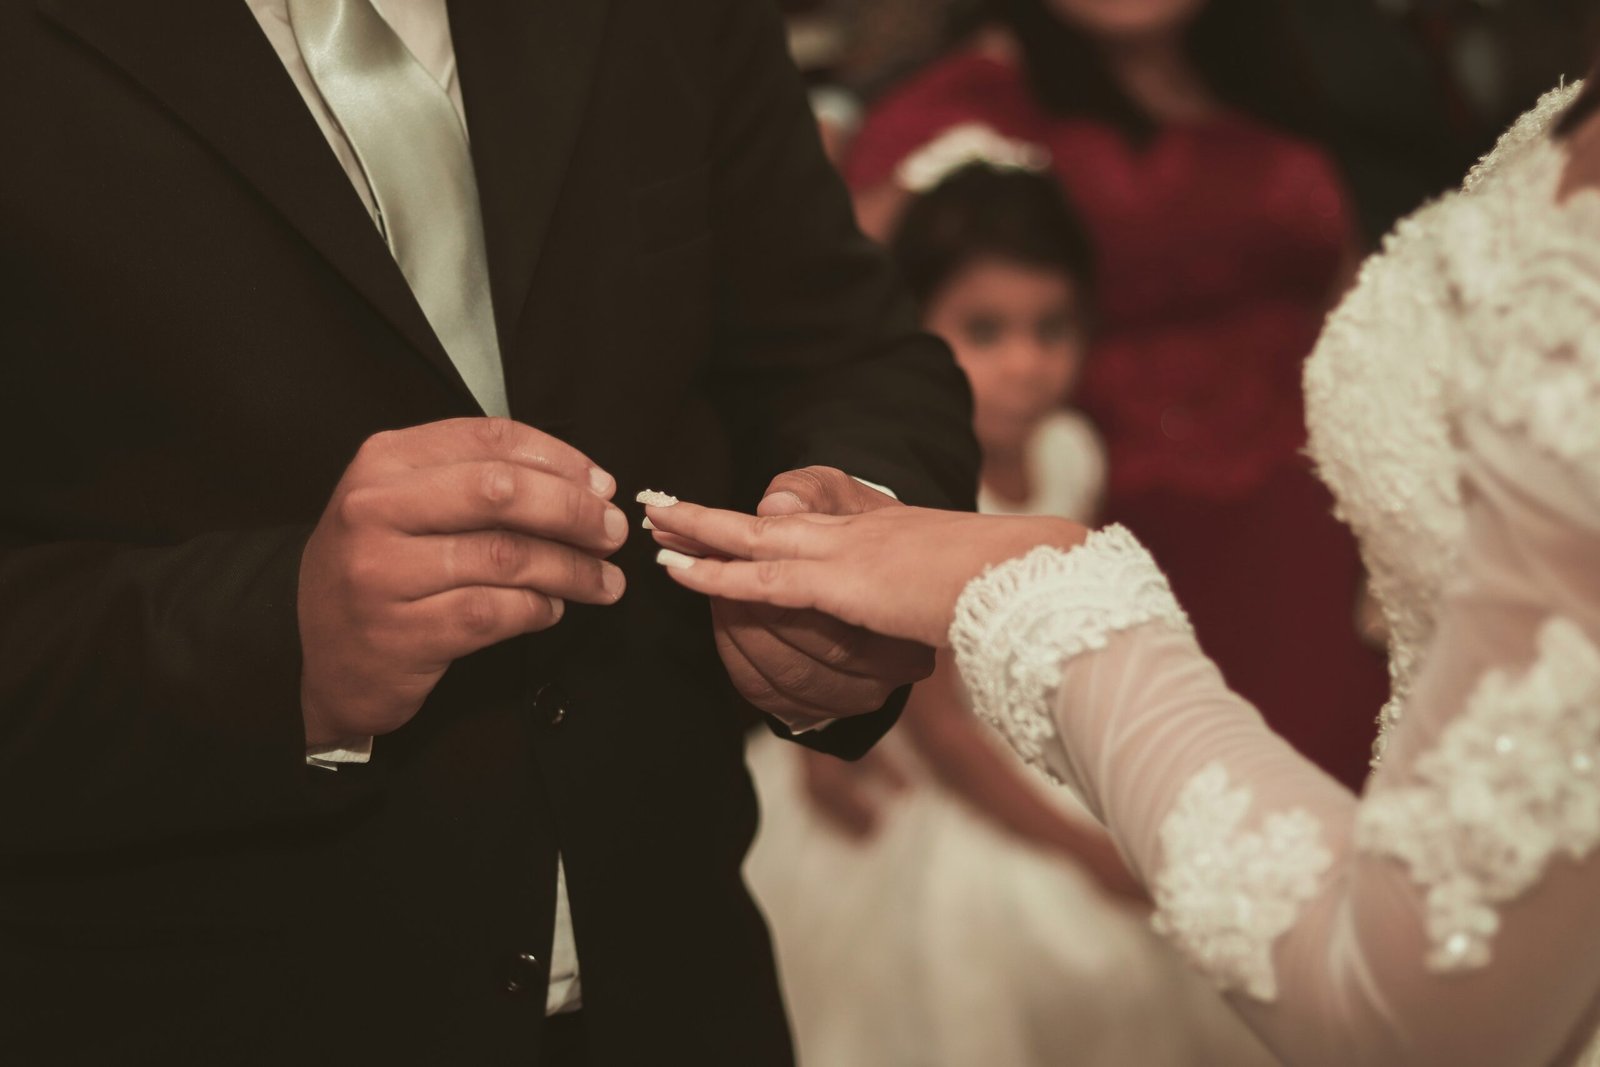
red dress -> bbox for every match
[847,50,1388,789]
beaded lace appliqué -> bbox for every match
[1150,763,1332,1002]
[949,525,1190,778]
[1357,618,1600,972]
[1304,81,1599,769]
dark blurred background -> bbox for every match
[783,0,1600,239]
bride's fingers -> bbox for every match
[657,553,829,613]
[642,502,746,556]
[645,501,834,561]
[647,527,734,560]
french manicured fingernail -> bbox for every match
[642,516,656,531]
[656,548,696,571]
[602,563,626,600]
[635,489,678,508]
[604,507,627,543]
[589,467,615,496]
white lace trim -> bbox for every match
[1150,763,1332,1002]
[1357,618,1600,972]
[949,525,1191,777]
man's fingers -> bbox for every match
[406,585,566,661]
[359,417,614,498]
[346,463,627,554]
[738,603,927,682]
[758,466,856,516]
[717,617,891,719]
[384,532,625,605]
[717,626,841,721]
[756,490,810,517]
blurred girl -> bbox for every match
[844,0,1389,790]
[744,138,1273,1067]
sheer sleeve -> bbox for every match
[951,421,1600,1064]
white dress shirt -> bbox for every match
[243,0,582,1016]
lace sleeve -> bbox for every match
[952,438,1600,1067]
[951,526,1190,800]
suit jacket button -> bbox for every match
[535,683,569,726]
[503,951,542,994]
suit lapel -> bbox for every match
[36,0,481,411]
[448,0,612,355]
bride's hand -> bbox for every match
[645,502,1087,648]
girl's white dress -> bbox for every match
[745,410,1274,1066]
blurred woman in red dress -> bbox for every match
[844,0,1388,789]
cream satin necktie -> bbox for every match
[288,0,509,418]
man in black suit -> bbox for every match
[0,1,976,1064]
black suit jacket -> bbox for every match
[0,0,976,1064]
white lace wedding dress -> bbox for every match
[951,84,1600,1066]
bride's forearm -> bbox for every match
[902,658,1143,896]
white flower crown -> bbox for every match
[894,123,1052,194]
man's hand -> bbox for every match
[709,466,933,726]
[298,418,628,746]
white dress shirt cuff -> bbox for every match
[851,476,897,501]
[771,710,834,735]
[306,736,374,770]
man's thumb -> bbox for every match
[757,490,809,517]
